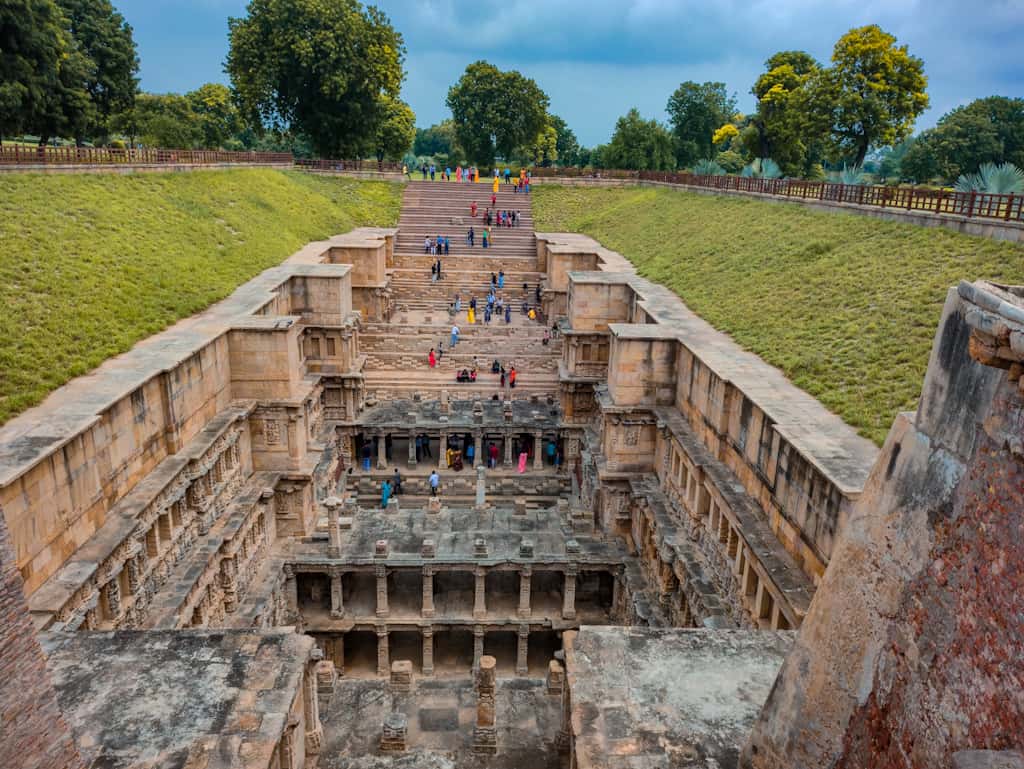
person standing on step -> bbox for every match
[380,479,392,509]
[362,441,372,471]
[392,468,403,495]
[489,441,499,468]
[431,262,437,283]
[490,272,497,289]
[504,303,511,324]
[498,269,505,289]
[429,469,440,496]
[437,341,445,363]
[436,258,442,281]
[509,366,517,389]
[428,348,437,368]
[422,433,432,458]
[468,226,475,246]
[482,227,489,249]
[454,294,461,313]
[423,236,430,254]
[470,201,477,218]
[444,236,450,256]
[504,167,512,185]
[415,434,423,462]
[492,174,499,195]
[484,305,492,324]
[490,191,497,207]
[429,163,436,181]
[445,166,451,181]
[451,324,460,347]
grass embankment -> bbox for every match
[534,185,1024,445]
[0,169,402,424]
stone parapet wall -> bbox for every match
[742,280,1024,768]
[0,506,84,769]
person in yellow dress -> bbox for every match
[468,306,476,324]
[492,175,499,194]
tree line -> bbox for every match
[1,0,416,160]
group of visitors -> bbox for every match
[424,235,450,256]
[402,163,531,189]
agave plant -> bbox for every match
[954,162,1024,194]
[837,164,865,185]
[691,159,725,176]
[740,157,783,179]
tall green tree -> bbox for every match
[548,114,580,167]
[227,0,405,158]
[604,108,675,171]
[0,0,68,140]
[56,0,138,140]
[34,37,93,145]
[666,81,736,168]
[806,25,928,166]
[372,94,415,161]
[114,92,201,148]
[185,83,240,149]
[745,51,821,176]
[926,96,1024,180]
[414,120,455,157]
[446,60,549,167]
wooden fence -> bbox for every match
[530,167,1024,222]
[0,145,293,166]
[294,158,403,173]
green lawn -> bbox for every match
[0,169,402,424]
[533,184,1024,445]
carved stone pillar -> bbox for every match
[533,431,544,469]
[376,626,390,677]
[473,567,487,619]
[408,430,417,468]
[517,566,532,619]
[376,433,387,470]
[503,430,514,466]
[438,431,448,469]
[473,625,484,671]
[287,414,302,463]
[516,625,529,676]
[103,574,122,623]
[562,565,577,620]
[610,567,624,621]
[375,565,389,617]
[422,628,435,676]
[284,566,298,621]
[422,567,435,618]
[330,568,344,619]
[473,431,483,467]
[472,655,498,754]
[221,556,238,613]
[326,497,341,558]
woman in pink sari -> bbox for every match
[517,451,528,473]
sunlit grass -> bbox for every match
[0,169,402,424]
[533,184,1024,445]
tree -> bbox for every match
[746,51,822,176]
[56,0,138,140]
[666,81,736,168]
[548,114,580,166]
[446,60,549,167]
[227,0,405,158]
[372,94,414,161]
[899,131,940,183]
[925,97,1024,181]
[115,92,201,148]
[186,83,239,149]
[414,120,455,157]
[526,122,558,167]
[604,108,675,171]
[33,39,93,145]
[807,25,928,166]
[0,0,68,140]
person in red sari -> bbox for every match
[470,201,477,217]
[428,348,437,368]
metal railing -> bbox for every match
[0,145,293,166]
[529,167,1024,222]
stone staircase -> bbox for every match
[360,181,561,402]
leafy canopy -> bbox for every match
[746,51,821,176]
[604,108,675,171]
[227,0,406,158]
[56,0,138,138]
[666,81,736,168]
[446,60,549,167]
[806,25,928,166]
[373,94,415,161]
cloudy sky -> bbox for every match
[117,0,1023,146]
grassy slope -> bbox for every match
[534,185,1024,445]
[0,169,402,424]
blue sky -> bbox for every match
[117,0,1024,147]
